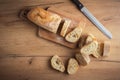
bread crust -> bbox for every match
[75,53,90,66]
[85,34,105,58]
[51,55,65,72]
[85,34,96,44]
[65,26,82,43]
[80,41,98,55]
[67,58,79,74]
[92,43,104,58]
[60,19,71,37]
[103,41,110,57]
[27,7,62,33]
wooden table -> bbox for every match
[0,0,120,80]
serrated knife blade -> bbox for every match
[72,0,112,39]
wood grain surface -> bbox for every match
[0,0,120,80]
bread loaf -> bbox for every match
[75,53,90,66]
[67,58,79,74]
[27,7,62,33]
[51,55,65,72]
[65,26,82,43]
[60,19,71,37]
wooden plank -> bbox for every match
[0,2,119,61]
[0,57,120,80]
[0,25,120,61]
[0,0,120,80]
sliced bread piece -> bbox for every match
[85,34,102,58]
[60,19,71,37]
[67,58,79,74]
[65,26,82,43]
[51,55,65,72]
[92,43,104,58]
[85,34,96,44]
[27,7,62,33]
[78,35,87,48]
[103,41,111,57]
[75,53,90,66]
[80,40,98,55]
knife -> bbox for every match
[72,0,112,39]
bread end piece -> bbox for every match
[67,58,79,74]
[103,41,111,57]
[27,7,62,33]
[51,55,65,72]
[92,43,104,58]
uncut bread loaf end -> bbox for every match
[27,7,62,33]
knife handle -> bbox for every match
[71,0,84,10]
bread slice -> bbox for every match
[103,41,110,57]
[85,34,103,58]
[27,7,62,33]
[67,58,79,74]
[51,55,65,72]
[65,26,82,43]
[75,53,90,66]
[78,35,87,48]
[80,40,98,55]
[85,34,96,44]
[60,19,71,37]
[92,43,104,58]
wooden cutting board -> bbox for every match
[1,0,120,80]
[19,6,86,48]
[38,7,86,48]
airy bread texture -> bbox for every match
[85,34,96,44]
[60,19,71,37]
[93,43,104,58]
[67,58,79,74]
[75,53,90,66]
[51,55,65,72]
[27,7,62,33]
[65,26,82,43]
[80,40,98,55]
[85,34,104,58]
